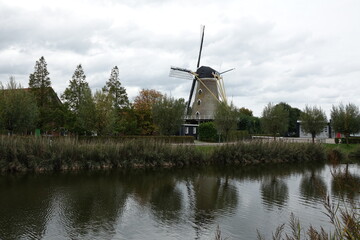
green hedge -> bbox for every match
[338,137,360,144]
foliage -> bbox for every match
[214,102,238,142]
[199,122,218,142]
[61,64,89,113]
[300,105,327,143]
[276,102,301,137]
[331,103,360,144]
[76,88,96,135]
[61,64,95,135]
[0,77,39,135]
[152,95,186,135]
[212,141,326,165]
[93,90,116,135]
[238,107,253,116]
[28,56,51,90]
[102,66,129,109]
[28,56,62,130]
[261,103,289,139]
[237,113,261,134]
[133,89,163,135]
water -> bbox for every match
[0,163,359,240]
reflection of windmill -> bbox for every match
[170,26,234,121]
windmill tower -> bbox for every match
[170,26,233,123]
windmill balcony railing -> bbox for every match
[184,114,214,120]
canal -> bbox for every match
[0,163,359,239]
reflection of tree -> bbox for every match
[62,172,128,238]
[0,175,52,239]
[261,177,288,209]
[190,175,238,231]
[150,183,183,222]
[299,171,327,202]
[118,170,184,223]
[331,165,360,199]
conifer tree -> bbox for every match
[102,66,129,109]
[62,64,95,134]
[28,56,55,129]
[62,64,89,113]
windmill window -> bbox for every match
[197,99,201,105]
[193,127,197,134]
[195,111,200,119]
[185,127,189,134]
[198,89,203,95]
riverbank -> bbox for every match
[0,136,330,173]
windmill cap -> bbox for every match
[196,66,219,78]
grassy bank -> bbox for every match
[0,137,329,173]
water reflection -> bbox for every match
[1,163,359,240]
[331,165,360,199]
[261,177,289,209]
[0,174,52,239]
[299,171,327,202]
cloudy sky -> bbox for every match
[1,0,360,117]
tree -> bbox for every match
[239,107,253,116]
[300,105,327,143]
[61,64,94,135]
[331,103,360,144]
[0,77,39,135]
[214,102,238,142]
[152,96,186,135]
[94,90,116,135]
[61,64,89,113]
[261,103,289,139]
[76,88,96,135]
[198,122,218,142]
[276,102,301,136]
[133,89,163,135]
[28,56,57,130]
[102,66,129,109]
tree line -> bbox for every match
[1,56,359,141]
[209,101,360,143]
[0,57,185,136]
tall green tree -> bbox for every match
[276,102,301,136]
[76,88,96,135]
[133,89,163,135]
[331,103,360,144]
[61,64,89,113]
[94,90,116,135]
[152,96,186,135]
[28,56,60,130]
[261,102,289,139]
[214,102,238,142]
[61,64,94,135]
[102,66,129,109]
[0,77,39,135]
[300,105,327,143]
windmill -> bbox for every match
[170,26,234,121]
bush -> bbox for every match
[339,137,360,144]
[199,122,218,142]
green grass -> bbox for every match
[323,144,360,163]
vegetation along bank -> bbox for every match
[0,137,331,173]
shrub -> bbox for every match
[199,122,218,142]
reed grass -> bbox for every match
[0,137,327,173]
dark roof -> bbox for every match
[196,66,219,78]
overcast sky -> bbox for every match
[1,0,360,117]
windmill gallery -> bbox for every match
[170,26,234,138]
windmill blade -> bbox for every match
[169,66,194,80]
[220,68,235,75]
[196,25,205,69]
[186,78,197,114]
